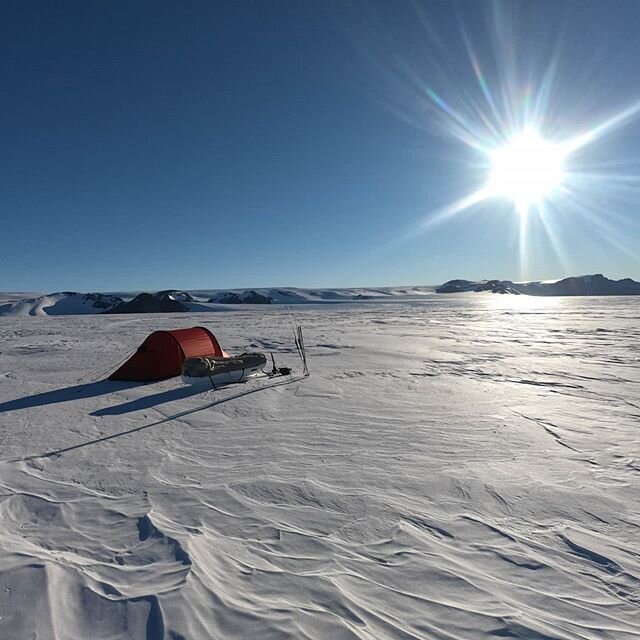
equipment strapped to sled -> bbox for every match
[182,353,267,388]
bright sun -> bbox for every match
[487,129,567,210]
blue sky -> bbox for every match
[2,0,640,292]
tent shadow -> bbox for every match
[91,385,204,416]
[12,373,305,463]
[0,381,139,414]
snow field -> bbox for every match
[0,296,638,639]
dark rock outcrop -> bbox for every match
[105,293,189,314]
[82,293,125,309]
[437,274,640,296]
[154,290,196,302]
[525,274,640,296]
[436,280,482,293]
[208,290,272,304]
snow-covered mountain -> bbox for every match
[436,279,522,295]
[207,290,273,304]
[1,275,638,317]
[437,274,640,296]
[0,292,123,317]
[153,290,196,303]
[105,293,190,314]
[206,286,435,303]
[0,286,436,316]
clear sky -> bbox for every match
[2,0,640,292]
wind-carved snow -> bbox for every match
[0,296,638,639]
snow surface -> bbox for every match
[0,296,639,639]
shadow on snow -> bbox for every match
[0,381,139,413]
[8,374,306,463]
[91,386,203,416]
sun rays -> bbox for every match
[412,44,640,278]
[418,93,640,274]
[340,1,640,279]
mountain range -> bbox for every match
[436,274,640,296]
[0,275,638,316]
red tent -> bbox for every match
[109,327,223,382]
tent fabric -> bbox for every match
[109,326,223,381]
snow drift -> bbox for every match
[0,297,638,638]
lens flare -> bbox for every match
[350,2,640,277]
